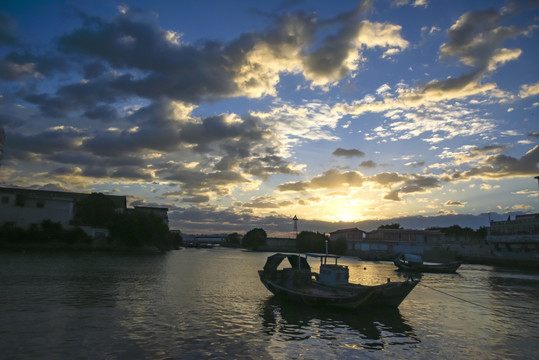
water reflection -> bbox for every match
[260,297,419,351]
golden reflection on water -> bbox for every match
[2,250,539,359]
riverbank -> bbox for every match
[0,241,170,254]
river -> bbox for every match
[1,247,538,359]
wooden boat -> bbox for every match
[258,253,418,309]
[393,253,461,273]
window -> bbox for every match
[15,194,26,207]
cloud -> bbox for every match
[0,12,20,46]
[359,160,377,168]
[241,196,294,209]
[442,145,539,181]
[0,52,69,81]
[376,173,440,201]
[42,4,408,110]
[334,4,535,122]
[332,148,365,157]
[444,200,466,207]
[277,168,440,202]
[278,169,364,191]
[519,81,539,98]
[359,102,496,143]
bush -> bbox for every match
[242,228,267,250]
[296,231,327,253]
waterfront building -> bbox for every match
[366,228,444,244]
[487,213,539,255]
[0,186,126,236]
[329,228,367,251]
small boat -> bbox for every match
[258,253,418,309]
[393,253,461,273]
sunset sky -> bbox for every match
[1,0,538,236]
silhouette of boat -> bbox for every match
[393,253,461,273]
[258,253,418,309]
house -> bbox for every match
[487,213,539,253]
[329,228,367,251]
[0,186,126,235]
[366,228,444,244]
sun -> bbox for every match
[337,211,356,223]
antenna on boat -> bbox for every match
[325,239,328,255]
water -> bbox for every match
[1,248,538,359]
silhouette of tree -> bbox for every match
[242,228,267,250]
[296,231,327,253]
[378,223,403,229]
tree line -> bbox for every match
[224,222,488,254]
[225,228,348,254]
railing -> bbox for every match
[487,234,539,243]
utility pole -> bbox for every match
[535,176,539,190]
[293,215,298,238]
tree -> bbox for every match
[225,232,242,246]
[331,237,348,255]
[242,228,267,250]
[109,210,173,250]
[379,223,402,229]
[74,193,116,227]
[296,231,327,253]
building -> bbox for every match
[133,205,169,227]
[329,228,367,251]
[0,186,126,233]
[488,213,539,254]
[366,228,444,244]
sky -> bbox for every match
[0,0,538,236]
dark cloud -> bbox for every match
[83,61,108,79]
[110,167,153,180]
[0,52,69,81]
[83,105,118,122]
[56,9,242,103]
[333,147,365,157]
[380,174,440,201]
[0,12,20,46]
[443,145,539,181]
[445,200,465,207]
[157,162,250,197]
[369,172,406,185]
[6,127,84,159]
[359,160,376,168]
[439,8,524,70]
[25,77,129,117]
[181,195,210,203]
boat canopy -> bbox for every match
[400,253,423,264]
[263,253,311,273]
[306,253,340,265]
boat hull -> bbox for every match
[393,259,461,273]
[258,270,418,309]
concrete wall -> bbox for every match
[0,192,74,228]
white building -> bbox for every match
[0,186,126,231]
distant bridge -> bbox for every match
[184,235,225,244]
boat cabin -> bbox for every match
[307,253,350,286]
